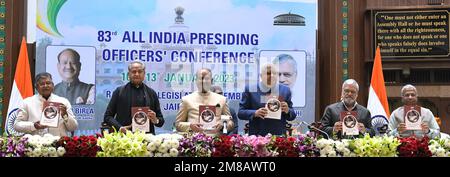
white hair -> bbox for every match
[128,61,146,71]
[342,79,359,91]
[401,84,417,96]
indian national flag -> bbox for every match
[367,47,390,120]
[5,37,33,135]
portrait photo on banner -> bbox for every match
[45,45,96,105]
[259,50,307,108]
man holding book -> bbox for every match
[388,84,440,138]
[104,61,164,134]
[175,68,234,136]
[320,79,374,139]
[14,72,78,136]
[238,63,296,136]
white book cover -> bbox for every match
[40,101,61,128]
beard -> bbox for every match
[343,97,356,106]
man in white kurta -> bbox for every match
[14,72,78,137]
[388,84,440,139]
[175,68,233,136]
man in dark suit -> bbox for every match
[238,64,296,136]
[320,79,374,139]
[104,61,164,134]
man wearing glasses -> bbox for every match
[320,79,375,139]
[273,54,297,89]
[14,72,78,136]
[273,54,303,108]
[238,63,296,136]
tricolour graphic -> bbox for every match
[6,37,34,136]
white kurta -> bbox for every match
[388,106,440,139]
[175,91,233,136]
[14,93,78,137]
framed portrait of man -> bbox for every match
[46,45,96,105]
[259,50,307,108]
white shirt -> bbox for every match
[14,93,78,137]
[388,106,440,139]
[175,91,233,136]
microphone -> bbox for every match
[215,104,227,134]
[215,104,221,118]
[300,121,330,139]
[221,115,231,135]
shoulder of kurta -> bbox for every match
[22,95,36,104]
[392,107,402,115]
[421,107,434,116]
[211,92,226,102]
[181,93,195,102]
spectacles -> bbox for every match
[343,89,357,95]
[279,72,296,78]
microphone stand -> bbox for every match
[300,121,330,139]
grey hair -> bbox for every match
[128,61,146,71]
[272,54,297,74]
[342,79,359,91]
[401,84,417,96]
[57,48,80,63]
[34,72,53,85]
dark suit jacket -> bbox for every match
[104,82,164,134]
[238,84,296,136]
[228,108,239,135]
[320,102,374,139]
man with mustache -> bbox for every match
[320,79,374,139]
[175,68,234,136]
[14,72,78,136]
[53,48,95,104]
[104,61,164,134]
[388,84,440,138]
